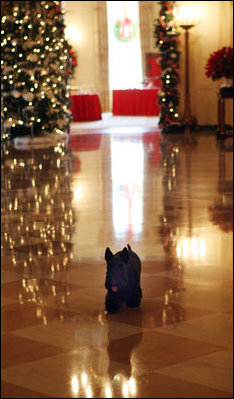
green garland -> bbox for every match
[154,1,182,133]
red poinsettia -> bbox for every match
[205,46,233,81]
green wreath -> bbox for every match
[114,19,137,43]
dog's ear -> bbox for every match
[120,247,129,262]
[105,247,113,262]
[127,244,132,251]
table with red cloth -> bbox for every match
[70,93,102,122]
[112,88,160,116]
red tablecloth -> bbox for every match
[112,89,160,116]
[69,134,102,152]
[70,94,102,122]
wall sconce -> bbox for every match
[175,5,203,127]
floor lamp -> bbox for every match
[176,5,203,128]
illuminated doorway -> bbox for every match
[106,1,143,90]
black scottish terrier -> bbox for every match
[104,244,142,313]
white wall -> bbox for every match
[64,1,233,125]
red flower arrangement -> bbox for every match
[205,46,233,81]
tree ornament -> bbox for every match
[22,92,34,102]
[23,39,36,49]
[11,39,18,46]
[12,90,21,98]
[26,53,38,62]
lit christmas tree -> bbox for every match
[1,1,73,140]
[154,1,182,133]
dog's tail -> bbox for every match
[127,244,132,251]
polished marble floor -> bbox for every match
[1,121,233,398]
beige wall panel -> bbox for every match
[64,1,98,92]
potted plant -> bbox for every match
[205,46,233,94]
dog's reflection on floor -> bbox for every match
[106,312,143,397]
[107,328,143,379]
[70,310,143,397]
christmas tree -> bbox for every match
[1,1,73,140]
[154,1,182,133]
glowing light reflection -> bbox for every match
[176,237,207,260]
[105,383,112,398]
[81,372,88,386]
[122,381,129,397]
[71,375,79,395]
[73,185,83,201]
[111,138,144,237]
[128,377,137,395]
[85,386,92,398]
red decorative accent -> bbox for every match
[143,132,162,166]
[69,50,78,67]
[205,46,233,81]
[48,3,61,15]
[73,158,81,173]
[69,134,102,152]
[118,17,133,40]
[70,94,102,122]
[208,204,233,232]
[72,57,77,67]
[146,53,161,87]
[112,89,160,116]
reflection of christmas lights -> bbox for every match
[85,386,92,398]
[81,372,88,386]
[176,237,206,259]
[66,313,139,397]
[105,383,112,398]
[71,375,79,395]
[128,377,137,396]
[71,371,137,398]
[122,381,129,397]
[1,142,75,320]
